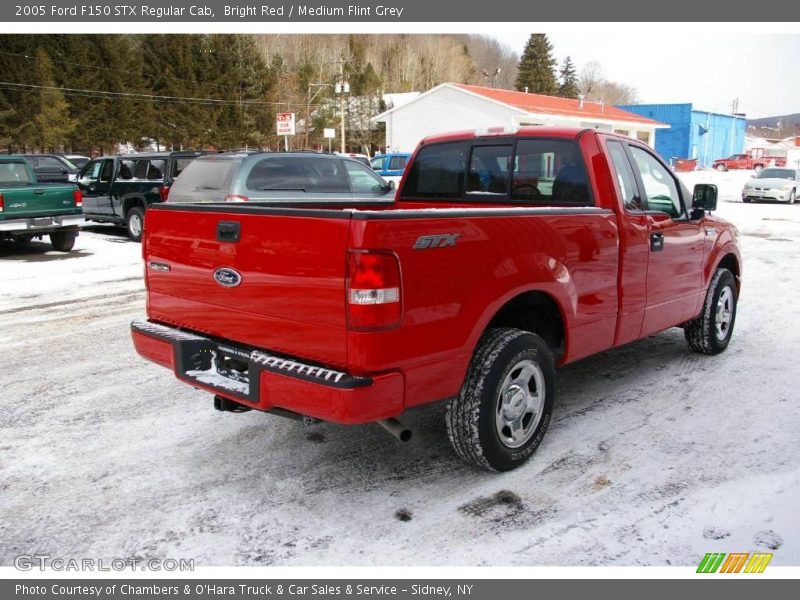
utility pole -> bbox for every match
[336,58,350,153]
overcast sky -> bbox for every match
[497,33,800,118]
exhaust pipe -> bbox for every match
[377,418,413,443]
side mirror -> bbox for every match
[692,183,717,215]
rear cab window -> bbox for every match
[400,137,593,206]
[0,161,34,185]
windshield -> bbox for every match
[0,161,34,185]
[169,158,240,198]
[758,168,795,180]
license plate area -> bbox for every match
[175,339,257,402]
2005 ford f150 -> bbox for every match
[0,156,84,251]
[131,127,741,471]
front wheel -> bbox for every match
[126,206,144,242]
[716,164,727,172]
[49,230,77,252]
[754,164,764,173]
[788,190,796,204]
[685,268,737,354]
[446,328,555,472]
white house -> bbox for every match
[372,83,666,153]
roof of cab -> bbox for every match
[420,126,598,145]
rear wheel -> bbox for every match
[716,164,727,172]
[685,268,737,355]
[446,328,555,472]
[754,164,764,173]
[126,206,144,242]
[49,230,77,252]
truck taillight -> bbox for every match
[160,186,170,202]
[225,194,249,203]
[0,193,4,212]
[73,189,82,208]
[347,251,402,330]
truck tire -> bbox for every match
[49,230,77,252]
[716,164,727,172]
[684,268,737,355]
[754,164,764,173]
[126,206,145,242]
[446,328,555,472]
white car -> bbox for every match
[742,168,800,203]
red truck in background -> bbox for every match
[713,148,785,172]
[131,127,741,472]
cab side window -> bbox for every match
[629,146,682,218]
[81,160,102,180]
[606,140,642,211]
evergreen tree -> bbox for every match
[32,49,76,152]
[514,34,558,96]
[558,56,579,99]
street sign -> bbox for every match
[277,112,296,136]
[323,128,336,139]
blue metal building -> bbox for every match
[615,103,747,168]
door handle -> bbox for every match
[650,232,664,252]
[33,189,46,195]
[217,221,240,243]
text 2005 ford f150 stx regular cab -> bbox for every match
[131,127,741,471]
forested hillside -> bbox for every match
[0,34,518,154]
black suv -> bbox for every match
[12,154,80,183]
[78,150,210,241]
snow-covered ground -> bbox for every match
[1,181,799,567]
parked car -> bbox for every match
[62,154,91,170]
[0,156,84,251]
[77,150,210,241]
[167,152,395,205]
[131,127,740,472]
[741,168,800,203]
[713,150,784,172]
[11,154,80,183]
[370,152,411,182]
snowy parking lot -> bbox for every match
[1,171,799,567]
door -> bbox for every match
[386,155,409,177]
[626,144,704,337]
[604,139,650,346]
[77,160,103,214]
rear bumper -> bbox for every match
[0,214,85,232]
[130,320,404,424]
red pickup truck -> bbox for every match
[713,150,785,172]
[131,127,741,472]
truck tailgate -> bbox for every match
[0,184,78,219]
[143,205,352,367]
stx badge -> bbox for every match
[413,234,460,250]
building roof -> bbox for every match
[372,83,664,128]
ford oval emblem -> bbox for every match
[213,267,242,288]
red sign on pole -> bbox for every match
[277,112,296,136]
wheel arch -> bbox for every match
[121,194,146,217]
[475,289,569,362]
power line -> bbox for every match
[0,81,328,109]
